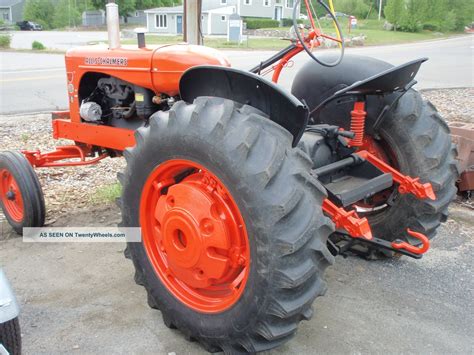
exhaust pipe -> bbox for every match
[106,1,120,49]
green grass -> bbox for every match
[122,35,288,50]
[90,183,122,205]
[123,19,459,51]
[259,18,457,46]
[20,133,30,143]
[2,18,459,55]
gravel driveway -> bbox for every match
[0,88,472,354]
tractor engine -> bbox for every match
[79,76,167,129]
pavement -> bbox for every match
[0,204,472,354]
[8,30,108,50]
[1,35,473,114]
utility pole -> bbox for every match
[184,0,203,45]
[378,0,383,21]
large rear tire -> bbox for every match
[361,90,458,246]
[120,97,335,352]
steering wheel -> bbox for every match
[293,0,345,67]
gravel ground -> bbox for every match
[421,88,474,123]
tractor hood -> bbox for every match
[65,43,231,96]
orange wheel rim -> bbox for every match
[140,159,250,313]
[0,169,24,222]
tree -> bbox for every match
[135,0,178,10]
[384,0,405,30]
[23,0,55,29]
[399,0,426,32]
[333,0,370,18]
[53,0,82,28]
[90,0,136,18]
[446,0,474,31]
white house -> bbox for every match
[0,0,25,24]
[145,0,298,35]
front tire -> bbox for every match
[0,318,21,355]
[0,151,45,235]
[120,97,335,352]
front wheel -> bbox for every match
[0,151,45,235]
[120,97,335,352]
[0,318,21,355]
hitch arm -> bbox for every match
[392,229,430,255]
[333,228,430,259]
[322,199,373,240]
[356,150,436,200]
[323,199,431,258]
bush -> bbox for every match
[32,40,45,50]
[244,18,279,29]
[281,18,303,27]
[0,35,11,48]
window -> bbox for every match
[155,14,167,28]
[244,0,252,5]
[275,0,282,4]
[220,0,227,4]
[285,0,294,8]
[221,15,226,21]
[263,0,270,6]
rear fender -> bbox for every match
[179,66,308,146]
[291,54,397,133]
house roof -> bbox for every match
[0,0,22,7]
[145,4,237,16]
[207,5,236,15]
[144,5,183,14]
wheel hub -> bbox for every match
[156,179,242,288]
[0,169,24,222]
[6,190,15,201]
[140,160,250,313]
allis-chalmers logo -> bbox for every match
[85,57,128,66]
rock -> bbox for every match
[351,34,367,46]
[383,21,394,31]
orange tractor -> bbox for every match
[0,0,458,352]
